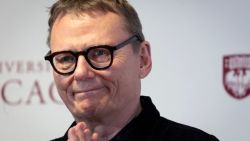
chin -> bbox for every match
[72,102,99,119]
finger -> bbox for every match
[92,133,108,141]
[68,127,78,141]
[75,122,86,141]
[92,126,106,141]
[83,128,91,141]
[91,132,99,141]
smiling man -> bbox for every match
[45,0,219,141]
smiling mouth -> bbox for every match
[73,87,104,100]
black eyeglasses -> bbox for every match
[44,34,142,75]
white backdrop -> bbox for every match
[0,0,249,141]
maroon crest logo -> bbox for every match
[223,54,250,99]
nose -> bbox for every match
[73,56,95,80]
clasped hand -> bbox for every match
[67,122,107,141]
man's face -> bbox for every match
[50,11,151,121]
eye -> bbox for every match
[53,53,76,71]
[54,53,75,64]
[88,48,111,63]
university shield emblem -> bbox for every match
[223,54,250,99]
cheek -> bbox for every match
[102,55,141,93]
[53,72,73,93]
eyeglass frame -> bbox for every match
[44,34,143,75]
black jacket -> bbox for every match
[52,96,219,141]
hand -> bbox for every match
[67,122,107,141]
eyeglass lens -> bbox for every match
[53,47,112,73]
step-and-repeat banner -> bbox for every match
[0,0,249,141]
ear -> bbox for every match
[138,41,152,79]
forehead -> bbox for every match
[50,11,129,52]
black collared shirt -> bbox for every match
[51,96,219,141]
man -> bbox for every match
[45,0,219,141]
